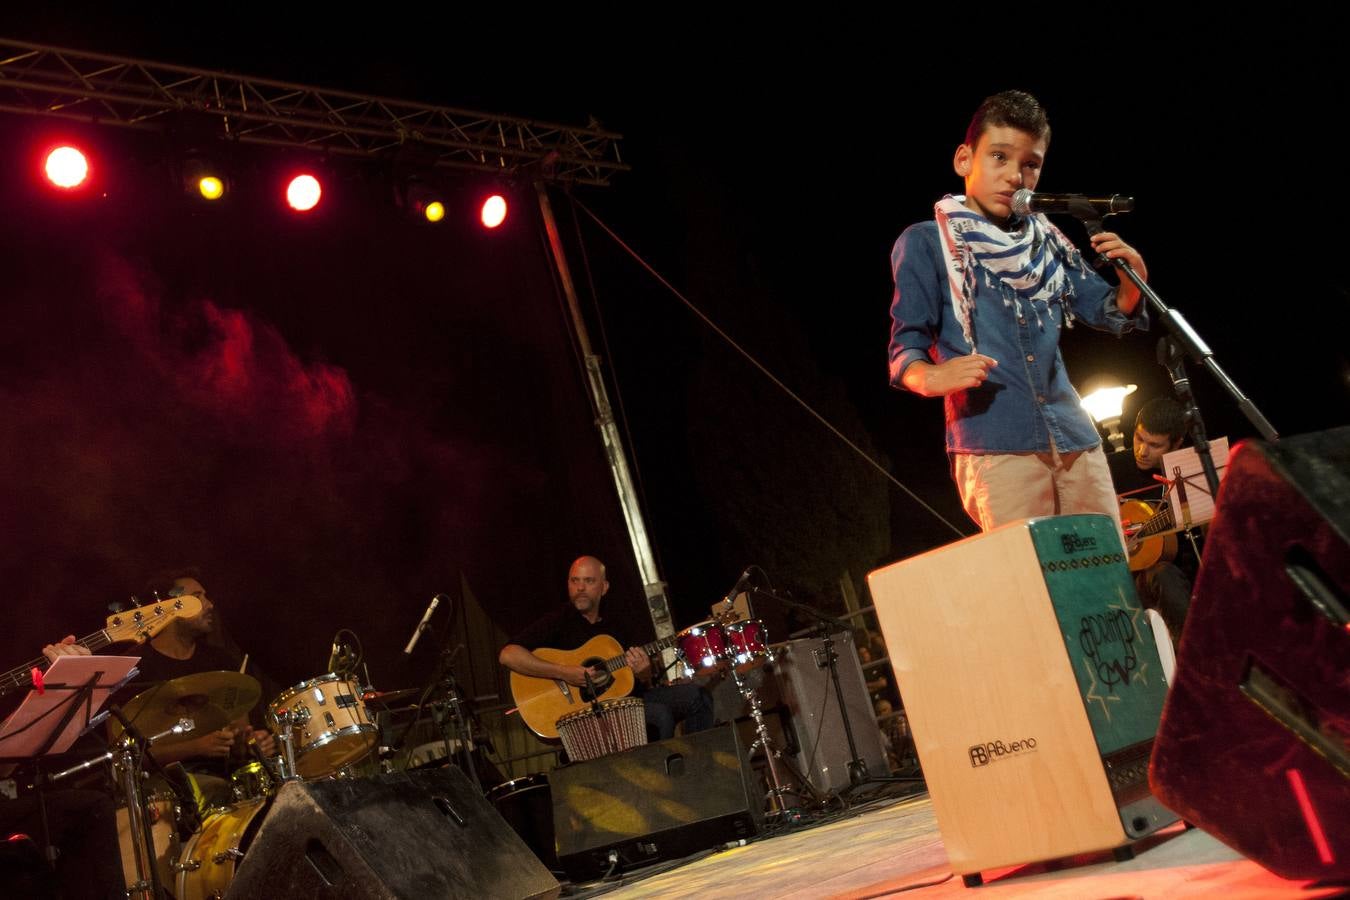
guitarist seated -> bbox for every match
[499,556,713,742]
[1106,398,1197,642]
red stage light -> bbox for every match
[286,174,322,212]
[44,146,90,189]
[480,194,507,229]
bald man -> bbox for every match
[500,556,713,742]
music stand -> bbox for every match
[0,655,139,874]
[1162,436,1230,530]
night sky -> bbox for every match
[2,18,1345,694]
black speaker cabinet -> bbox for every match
[224,768,559,899]
[1151,427,1350,881]
[551,723,761,881]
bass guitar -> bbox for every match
[0,595,203,699]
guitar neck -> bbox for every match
[601,633,681,673]
[0,631,115,699]
[1140,505,1175,537]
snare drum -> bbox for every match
[116,792,180,891]
[676,620,728,677]
[556,697,647,762]
[268,673,377,779]
[174,798,268,900]
[724,619,771,672]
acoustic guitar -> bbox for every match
[1120,497,1180,572]
[510,606,742,739]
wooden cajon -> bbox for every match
[868,514,1176,886]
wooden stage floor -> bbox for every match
[576,793,1343,899]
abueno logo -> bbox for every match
[968,737,1038,767]
[1060,533,1098,554]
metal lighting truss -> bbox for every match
[0,38,627,185]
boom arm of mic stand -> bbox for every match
[1080,216,1279,447]
[749,586,851,633]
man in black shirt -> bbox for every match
[119,571,277,804]
[500,556,713,742]
[1107,398,1196,641]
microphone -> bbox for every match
[402,594,445,656]
[1012,189,1134,218]
[326,636,344,673]
[720,567,754,608]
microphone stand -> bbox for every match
[394,607,480,792]
[1079,214,1279,500]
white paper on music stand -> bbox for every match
[1162,437,1229,528]
[0,655,141,757]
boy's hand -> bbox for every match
[1089,231,1148,314]
[903,354,998,397]
[1088,231,1146,277]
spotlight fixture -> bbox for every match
[182,155,229,202]
[402,180,446,224]
[286,173,322,212]
[1081,383,1138,451]
[480,194,508,229]
[197,176,225,201]
[43,145,90,189]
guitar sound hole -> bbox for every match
[580,657,613,699]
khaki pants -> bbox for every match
[953,445,1126,550]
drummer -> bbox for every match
[499,556,713,741]
[117,570,276,805]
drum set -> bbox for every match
[49,666,405,898]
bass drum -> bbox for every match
[174,798,268,900]
[487,774,558,869]
[116,792,180,891]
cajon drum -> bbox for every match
[868,514,1176,886]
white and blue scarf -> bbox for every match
[934,195,1085,352]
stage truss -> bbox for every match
[0,38,627,186]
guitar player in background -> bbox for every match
[499,556,714,742]
[1107,397,1197,643]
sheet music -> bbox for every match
[1163,437,1229,529]
[0,655,140,757]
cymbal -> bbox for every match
[115,671,261,740]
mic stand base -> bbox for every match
[731,664,810,824]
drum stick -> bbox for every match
[239,653,249,674]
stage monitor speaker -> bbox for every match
[1151,427,1350,881]
[868,514,1176,884]
[552,723,760,881]
[771,633,889,793]
[224,768,560,900]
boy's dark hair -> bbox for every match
[965,90,1051,148]
[1136,397,1187,443]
